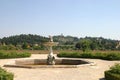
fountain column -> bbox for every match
[47,36,55,65]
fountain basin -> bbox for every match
[4,58,93,68]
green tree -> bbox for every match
[22,43,28,49]
[75,39,92,52]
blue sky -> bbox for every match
[0,0,120,40]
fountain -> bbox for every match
[44,36,58,65]
[4,36,93,68]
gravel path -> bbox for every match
[0,54,120,80]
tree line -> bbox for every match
[0,34,119,50]
[75,37,119,51]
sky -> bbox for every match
[0,0,120,40]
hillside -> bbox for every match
[0,34,119,50]
[0,34,49,45]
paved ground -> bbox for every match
[0,54,120,80]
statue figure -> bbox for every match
[49,35,53,42]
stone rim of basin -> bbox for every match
[4,58,94,68]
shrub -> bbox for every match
[109,63,120,74]
[57,52,120,60]
[80,52,93,58]
[103,53,120,60]
[0,67,14,80]
[0,45,16,50]
[105,64,120,80]
[105,71,120,80]
[57,52,80,58]
[0,51,31,59]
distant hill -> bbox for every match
[0,34,119,50]
[53,35,79,45]
[0,34,49,45]
[0,34,79,46]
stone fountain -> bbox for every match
[4,36,93,68]
[44,36,58,65]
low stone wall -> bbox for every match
[15,59,89,65]
[15,59,47,65]
[61,59,89,65]
[4,58,92,68]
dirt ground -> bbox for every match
[0,54,120,80]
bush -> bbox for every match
[105,64,120,80]
[0,51,31,59]
[57,52,81,58]
[105,71,120,80]
[57,52,120,60]
[0,45,16,50]
[80,52,93,58]
[0,67,14,80]
[109,64,120,74]
[103,53,120,60]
